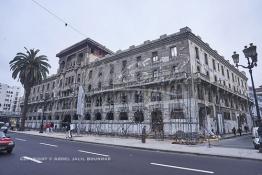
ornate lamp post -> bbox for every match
[232,43,262,152]
[39,94,50,133]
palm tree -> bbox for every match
[9,48,51,131]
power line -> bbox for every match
[31,0,87,37]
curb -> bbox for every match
[220,133,251,140]
[10,131,262,162]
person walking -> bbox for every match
[65,122,71,139]
[237,127,242,136]
[50,122,54,133]
[232,127,236,136]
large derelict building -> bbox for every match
[25,27,251,136]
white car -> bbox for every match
[252,127,260,149]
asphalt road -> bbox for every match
[213,134,254,149]
[0,132,262,175]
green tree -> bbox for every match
[9,48,51,131]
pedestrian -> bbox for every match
[50,122,54,133]
[232,127,236,136]
[244,125,248,133]
[237,127,242,136]
[46,122,50,133]
[66,122,71,139]
[70,123,74,138]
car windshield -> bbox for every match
[0,131,6,138]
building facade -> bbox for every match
[24,27,250,136]
[0,83,22,114]
[249,85,262,125]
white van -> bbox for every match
[252,127,260,149]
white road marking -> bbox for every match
[22,156,43,164]
[39,142,58,147]
[150,162,214,174]
[78,150,110,157]
[15,138,27,141]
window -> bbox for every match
[232,73,234,82]
[134,91,143,103]
[152,51,158,62]
[122,60,127,70]
[71,76,74,84]
[134,111,144,123]
[77,74,81,82]
[98,82,102,90]
[153,70,158,79]
[195,47,199,59]
[212,59,216,70]
[217,63,220,71]
[221,66,224,76]
[47,83,50,90]
[136,72,141,81]
[197,66,201,73]
[95,97,102,106]
[119,112,128,120]
[204,53,208,65]
[95,112,102,120]
[170,46,177,57]
[136,56,141,67]
[89,70,93,79]
[172,66,177,74]
[227,70,230,79]
[224,112,231,120]
[151,90,162,101]
[206,71,210,79]
[110,64,114,74]
[98,70,102,77]
[171,108,184,119]
[121,93,128,103]
[109,79,113,87]
[106,112,114,120]
[214,75,217,82]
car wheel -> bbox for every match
[7,149,13,154]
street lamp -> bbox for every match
[39,94,50,133]
[232,43,262,153]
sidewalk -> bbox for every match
[11,130,262,161]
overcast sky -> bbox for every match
[1,0,262,90]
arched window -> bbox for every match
[84,113,91,120]
[119,112,128,120]
[55,115,60,120]
[73,113,78,120]
[134,111,144,123]
[95,112,102,120]
[106,111,114,120]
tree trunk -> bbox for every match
[20,88,31,131]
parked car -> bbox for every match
[252,127,260,149]
[0,131,15,154]
[0,122,9,134]
[0,125,8,134]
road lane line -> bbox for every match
[22,156,43,164]
[15,138,27,141]
[150,162,214,174]
[78,150,109,157]
[39,142,58,147]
